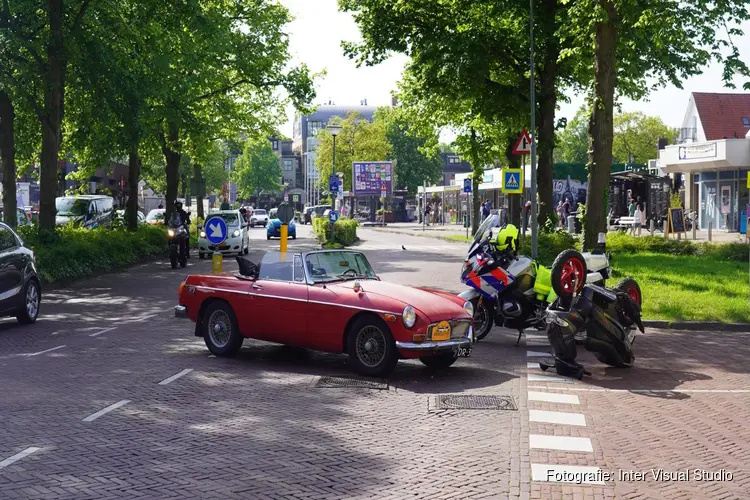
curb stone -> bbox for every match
[642,320,750,332]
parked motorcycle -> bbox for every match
[167,217,189,269]
[539,280,644,379]
[458,214,616,343]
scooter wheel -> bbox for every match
[540,364,549,371]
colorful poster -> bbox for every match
[352,162,393,196]
[720,185,731,215]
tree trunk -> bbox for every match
[161,122,180,223]
[38,0,66,231]
[193,163,205,220]
[504,138,521,227]
[0,91,17,229]
[583,0,618,250]
[536,20,559,227]
[127,145,141,230]
[469,129,482,235]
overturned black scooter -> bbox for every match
[539,282,645,380]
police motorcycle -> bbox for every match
[540,280,644,380]
[167,209,190,269]
[458,214,620,343]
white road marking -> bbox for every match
[526,339,550,345]
[208,354,216,358]
[25,345,66,356]
[527,374,572,383]
[526,350,549,357]
[82,400,130,422]
[527,362,545,369]
[524,333,547,340]
[158,369,193,385]
[530,434,593,452]
[526,387,750,393]
[529,409,586,426]
[89,327,117,337]
[528,391,580,404]
[0,447,42,468]
[531,464,604,484]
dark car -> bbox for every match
[303,206,314,224]
[0,222,40,324]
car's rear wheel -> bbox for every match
[347,315,398,377]
[202,302,243,356]
[199,252,205,259]
[266,234,271,240]
[16,279,40,325]
[419,352,458,369]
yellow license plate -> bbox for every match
[432,321,452,341]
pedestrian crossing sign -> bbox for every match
[502,168,523,194]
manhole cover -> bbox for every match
[314,376,389,389]
[431,395,517,410]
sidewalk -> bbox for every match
[370,222,745,243]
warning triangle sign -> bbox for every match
[506,173,519,188]
[512,129,532,155]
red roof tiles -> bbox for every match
[692,92,750,140]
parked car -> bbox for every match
[311,205,332,222]
[0,222,41,324]
[266,215,296,239]
[0,207,32,227]
[145,209,166,225]
[198,210,249,259]
[55,195,114,228]
[249,209,268,228]
[302,206,314,224]
[115,209,146,224]
[174,250,475,377]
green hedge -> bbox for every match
[17,225,167,284]
[312,217,358,248]
[519,230,577,267]
[605,232,748,263]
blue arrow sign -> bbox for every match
[204,216,228,245]
[463,178,472,193]
[329,174,340,193]
[328,210,339,223]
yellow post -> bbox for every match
[280,224,288,253]
[211,251,223,274]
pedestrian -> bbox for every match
[562,198,571,223]
[631,203,643,235]
[424,203,431,226]
[220,197,230,210]
[525,200,532,229]
[481,201,490,220]
[628,198,636,217]
[556,200,564,227]
[158,201,164,209]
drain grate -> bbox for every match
[314,376,389,390]
[430,395,517,411]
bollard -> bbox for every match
[692,220,697,240]
[708,221,712,242]
[280,224,289,253]
[650,218,655,235]
[211,251,223,274]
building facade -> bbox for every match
[659,92,750,232]
[293,104,379,206]
[439,150,472,186]
[270,137,304,209]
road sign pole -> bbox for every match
[280,224,288,253]
[529,0,538,260]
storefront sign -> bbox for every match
[678,143,716,160]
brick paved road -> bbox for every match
[0,226,747,499]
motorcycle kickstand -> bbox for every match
[515,330,523,346]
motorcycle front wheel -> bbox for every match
[472,298,494,341]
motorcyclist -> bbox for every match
[170,200,190,258]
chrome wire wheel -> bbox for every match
[26,283,39,319]
[208,310,232,348]
[355,326,387,368]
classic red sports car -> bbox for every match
[174,249,475,377]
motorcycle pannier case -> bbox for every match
[532,262,557,302]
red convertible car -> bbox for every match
[174,250,475,377]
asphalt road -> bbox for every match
[0,224,748,499]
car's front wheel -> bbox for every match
[419,352,458,369]
[16,279,41,325]
[347,315,398,377]
[199,252,205,259]
[202,301,243,356]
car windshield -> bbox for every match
[212,213,239,226]
[56,198,89,216]
[146,209,165,221]
[474,213,500,244]
[254,210,266,215]
[304,251,377,283]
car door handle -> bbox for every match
[252,284,263,290]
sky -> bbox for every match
[279,0,750,140]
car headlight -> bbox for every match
[200,231,206,238]
[463,300,474,318]
[402,305,416,328]
[232,230,240,237]
[167,229,175,237]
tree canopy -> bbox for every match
[232,138,282,199]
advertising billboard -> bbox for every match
[352,162,393,196]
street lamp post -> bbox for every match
[327,123,342,210]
